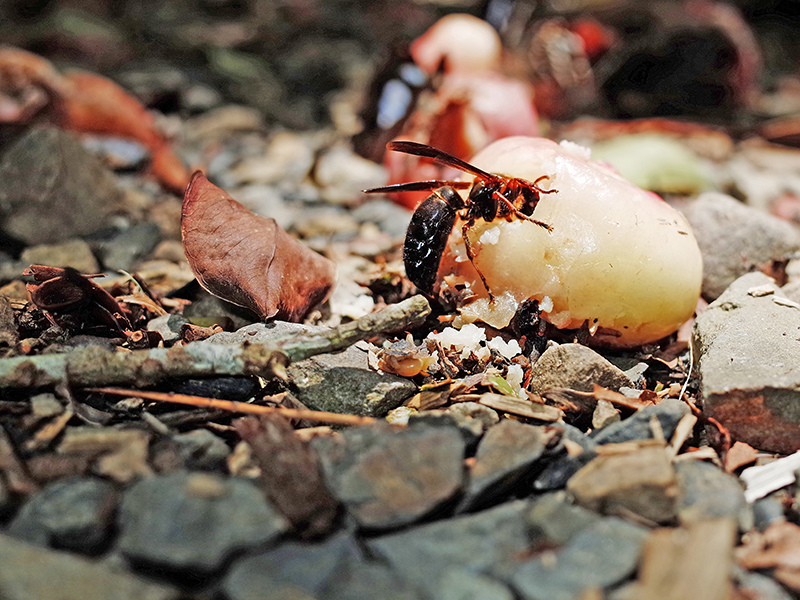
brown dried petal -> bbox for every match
[181,172,337,322]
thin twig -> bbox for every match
[88,387,377,426]
[0,295,431,389]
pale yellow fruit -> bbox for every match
[443,137,702,348]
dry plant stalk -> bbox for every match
[0,295,431,389]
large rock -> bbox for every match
[693,272,800,453]
[0,129,121,244]
[684,192,800,300]
[312,422,465,529]
[117,472,288,572]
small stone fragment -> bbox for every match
[684,192,800,300]
[529,344,633,393]
[693,272,800,453]
[592,399,621,429]
[460,420,558,512]
[525,492,601,545]
[511,517,647,600]
[92,223,161,271]
[20,240,100,274]
[118,471,288,572]
[313,422,465,529]
[171,429,231,471]
[0,533,179,600]
[591,399,690,445]
[446,402,500,431]
[367,500,535,596]
[30,393,64,419]
[146,314,189,343]
[8,476,117,554]
[567,444,679,523]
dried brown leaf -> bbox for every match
[738,521,800,584]
[56,70,190,193]
[181,172,336,322]
[0,45,189,193]
[234,415,339,538]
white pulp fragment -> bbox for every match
[487,336,522,359]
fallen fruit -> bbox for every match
[440,136,703,348]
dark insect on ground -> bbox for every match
[365,140,557,298]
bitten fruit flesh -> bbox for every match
[441,137,702,348]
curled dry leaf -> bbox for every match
[181,172,336,322]
[56,70,190,194]
[0,45,189,193]
[24,265,132,334]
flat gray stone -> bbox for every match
[93,223,161,271]
[366,500,536,596]
[591,398,690,445]
[223,532,360,600]
[433,569,514,600]
[693,271,800,453]
[0,128,121,244]
[0,533,178,600]
[460,420,556,512]
[118,472,288,572]
[525,492,601,546]
[511,517,647,600]
[529,344,633,393]
[533,424,599,491]
[286,346,417,417]
[684,192,800,300]
[171,429,231,471]
[209,322,416,417]
[8,476,117,554]
[146,314,189,343]
[566,445,679,524]
[313,422,465,529]
[676,460,751,530]
[20,239,100,273]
